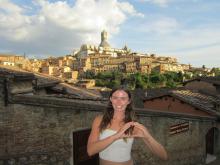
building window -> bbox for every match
[169,122,189,135]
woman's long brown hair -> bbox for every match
[99,87,136,133]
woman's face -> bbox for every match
[110,90,130,112]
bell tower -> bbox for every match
[101,30,108,42]
[99,30,110,48]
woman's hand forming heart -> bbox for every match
[114,121,134,140]
[131,122,151,139]
[131,122,168,160]
[115,122,168,160]
[114,122,151,140]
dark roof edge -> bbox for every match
[9,94,106,112]
[183,77,220,85]
[143,93,220,117]
[169,93,220,116]
[35,82,60,89]
[143,93,169,101]
[135,108,217,121]
[9,94,218,121]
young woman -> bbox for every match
[87,88,167,165]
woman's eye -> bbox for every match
[112,96,128,100]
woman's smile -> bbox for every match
[110,90,130,112]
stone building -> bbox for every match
[76,79,96,89]
[0,54,31,70]
[1,66,220,165]
[75,31,186,74]
[29,31,191,79]
[30,55,79,81]
[77,30,129,59]
[143,77,220,163]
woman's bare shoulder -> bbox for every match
[93,114,103,126]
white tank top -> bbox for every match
[99,129,134,162]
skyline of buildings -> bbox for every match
[0,30,217,85]
[0,0,219,68]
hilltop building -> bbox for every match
[31,55,79,81]
[0,54,31,70]
[77,30,129,58]
[75,30,190,74]
[28,30,215,85]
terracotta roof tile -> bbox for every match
[144,88,220,117]
[0,66,34,80]
[170,90,220,115]
[184,76,220,86]
[34,74,60,88]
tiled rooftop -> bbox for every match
[171,90,220,115]
[10,94,216,121]
[34,73,60,88]
[46,93,107,103]
[51,83,102,99]
[0,66,34,80]
[144,88,220,117]
[184,76,220,86]
[26,71,102,99]
[144,87,183,99]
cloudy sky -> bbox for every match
[0,0,219,68]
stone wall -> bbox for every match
[216,123,220,155]
[0,102,101,165]
[0,94,216,165]
[0,80,4,105]
[9,79,33,94]
[0,79,6,107]
[132,116,212,165]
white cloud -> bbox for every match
[0,0,143,56]
[161,25,220,51]
[0,0,23,13]
[130,12,220,68]
[180,45,220,67]
[0,0,31,40]
[142,24,220,68]
[118,2,144,17]
[138,0,171,7]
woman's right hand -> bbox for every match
[113,122,134,140]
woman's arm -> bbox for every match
[133,122,168,160]
[87,115,133,156]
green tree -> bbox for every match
[150,72,166,85]
[95,79,106,87]
[211,67,220,76]
[82,70,95,79]
[96,71,112,79]
[110,79,121,88]
[166,80,177,88]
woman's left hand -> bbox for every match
[132,122,151,139]
[132,122,168,160]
